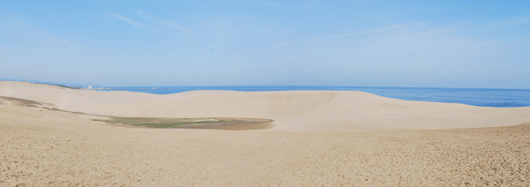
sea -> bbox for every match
[99,86,530,108]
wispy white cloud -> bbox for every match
[112,14,147,29]
[1,17,79,48]
[488,16,530,29]
[257,23,422,52]
[320,23,421,39]
[260,40,293,51]
[136,10,196,35]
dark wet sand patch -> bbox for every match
[93,117,274,130]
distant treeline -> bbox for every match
[32,82,84,89]
[53,84,83,89]
[1,79,87,89]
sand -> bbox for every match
[1,81,530,186]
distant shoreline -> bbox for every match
[98,85,530,108]
[1,80,529,108]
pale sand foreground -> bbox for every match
[1,81,530,186]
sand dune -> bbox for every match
[1,81,530,186]
[1,98,529,186]
[0,87,10,95]
[1,81,529,131]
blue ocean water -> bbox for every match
[102,86,530,108]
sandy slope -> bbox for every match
[1,81,530,186]
[1,100,530,186]
[1,81,529,131]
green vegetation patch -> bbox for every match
[54,84,82,89]
[0,96,53,107]
[92,117,226,128]
[1,96,273,130]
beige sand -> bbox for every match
[1,81,530,186]
[2,81,529,131]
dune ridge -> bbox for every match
[1,81,529,131]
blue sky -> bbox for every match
[1,0,529,88]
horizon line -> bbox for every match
[1,79,529,91]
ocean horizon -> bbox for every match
[96,86,530,108]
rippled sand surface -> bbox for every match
[1,102,529,186]
[1,81,530,186]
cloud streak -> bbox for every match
[261,40,293,51]
[136,10,196,35]
[113,14,146,29]
[258,23,421,52]
[488,16,530,29]
[320,23,421,39]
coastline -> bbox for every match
[2,81,529,131]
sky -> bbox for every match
[0,0,529,88]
